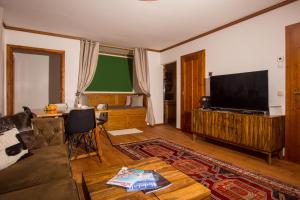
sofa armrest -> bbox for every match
[31,117,65,148]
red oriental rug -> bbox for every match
[115,138,300,200]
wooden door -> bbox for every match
[181,50,205,132]
[6,45,65,115]
[286,22,300,163]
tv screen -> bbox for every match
[210,70,269,112]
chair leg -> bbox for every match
[86,130,95,152]
[67,135,74,159]
[100,125,113,146]
[83,134,89,153]
[93,128,102,162]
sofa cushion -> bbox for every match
[131,95,144,107]
[0,178,79,200]
[31,118,65,149]
[0,145,71,194]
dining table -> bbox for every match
[32,108,111,118]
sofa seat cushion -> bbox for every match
[0,178,79,200]
[0,145,71,194]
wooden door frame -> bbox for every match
[6,44,65,115]
[163,61,177,124]
[180,50,206,130]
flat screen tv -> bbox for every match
[210,70,269,112]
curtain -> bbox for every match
[74,40,99,106]
[134,48,155,126]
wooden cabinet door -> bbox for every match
[286,22,300,163]
[181,51,205,132]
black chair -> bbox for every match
[96,104,112,145]
[65,108,98,159]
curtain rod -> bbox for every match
[83,40,134,51]
[99,43,134,51]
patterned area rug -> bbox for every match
[115,138,300,200]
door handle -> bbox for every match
[294,90,300,95]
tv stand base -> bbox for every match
[192,109,285,164]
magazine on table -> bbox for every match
[126,170,158,192]
[106,167,171,193]
[106,167,147,188]
[143,170,172,194]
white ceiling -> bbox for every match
[0,0,285,50]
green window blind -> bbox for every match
[86,54,133,92]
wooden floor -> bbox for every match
[71,125,300,198]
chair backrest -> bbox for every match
[97,104,108,122]
[65,108,96,135]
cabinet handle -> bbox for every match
[294,91,300,95]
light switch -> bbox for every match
[277,91,284,96]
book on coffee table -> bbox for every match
[106,167,147,188]
[126,170,158,192]
[106,167,172,194]
[143,171,172,194]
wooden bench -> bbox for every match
[85,93,147,130]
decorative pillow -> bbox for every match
[131,95,144,107]
[0,128,28,171]
[31,117,64,149]
[125,96,131,106]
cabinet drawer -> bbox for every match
[125,108,146,115]
[127,115,147,128]
[106,116,127,130]
[109,110,126,116]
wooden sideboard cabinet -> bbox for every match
[192,109,285,164]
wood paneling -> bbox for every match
[285,22,300,163]
[192,109,285,164]
[86,93,147,107]
[6,44,65,115]
[86,93,148,130]
[181,50,205,132]
[105,108,147,130]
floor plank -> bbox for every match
[71,125,300,191]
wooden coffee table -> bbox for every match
[82,157,211,200]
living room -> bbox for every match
[0,0,300,200]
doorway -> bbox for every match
[163,62,177,127]
[181,50,205,132]
[285,22,300,163]
[6,45,65,115]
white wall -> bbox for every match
[4,29,80,113]
[148,51,164,124]
[13,52,49,113]
[2,29,163,125]
[161,1,300,128]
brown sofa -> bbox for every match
[0,116,79,200]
